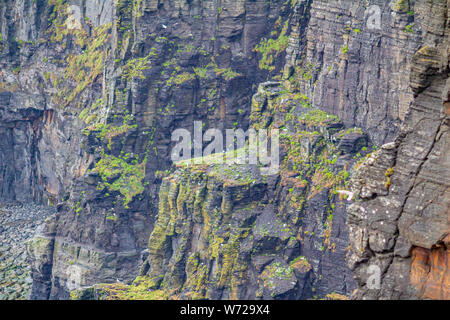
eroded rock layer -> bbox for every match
[0,0,447,300]
[347,0,449,300]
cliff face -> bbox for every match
[1,0,293,299]
[106,84,363,300]
[0,0,447,300]
[347,0,449,300]
[284,0,422,145]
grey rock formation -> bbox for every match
[347,0,449,300]
[0,202,55,300]
[0,0,447,300]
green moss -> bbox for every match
[217,231,245,289]
[12,66,21,74]
[336,127,364,138]
[193,66,207,78]
[326,292,349,300]
[132,0,144,18]
[147,182,177,274]
[93,152,147,208]
[106,215,118,222]
[395,0,410,12]
[50,22,112,108]
[261,261,295,290]
[184,252,209,296]
[385,167,395,189]
[99,276,167,300]
[78,98,104,124]
[47,0,70,43]
[209,236,225,259]
[404,23,414,33]
[323,214,333,248]
[289,192,305,210]
[290,256,311,272]
[214,66,241,80]
[254,20,289,71]
[43,71,51,82]
[122,53,153,80]
[173,72,196,85]
[193,58,241,81]
[298,109,340,127]
[85,114,137,149]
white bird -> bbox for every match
[337,190,354,201]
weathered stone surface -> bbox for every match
[0,0,447,301]
[347,0,449,299]
[0,0,294,299]
[285,0,425,145]
[410,240,449,300]
[0,203,54,300]
[337,133,368,155]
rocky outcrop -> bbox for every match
[0,0,295,298]
[0,0,447,300]
[347,0,449,300]
[285,0,423,145]
[410,241,449,300]
[78,80,375,300]
[0,203,55,299]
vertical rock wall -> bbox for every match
[0,0,447,300]
[347,0,449,300]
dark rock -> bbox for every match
[337,133,368,155]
